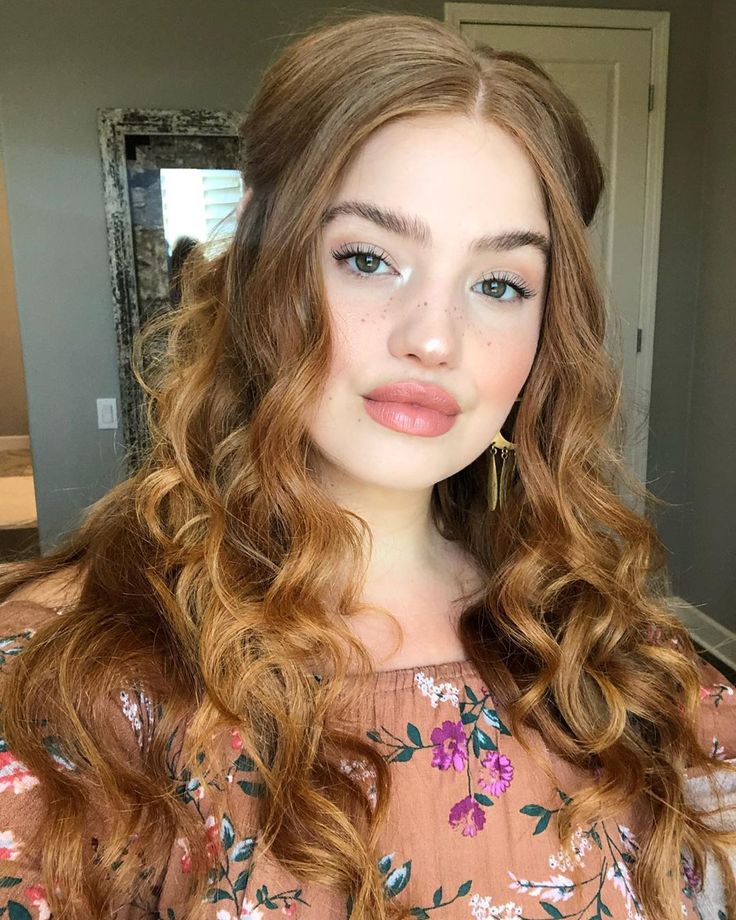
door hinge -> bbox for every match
[636,328,643,353]
[648,84,655,112]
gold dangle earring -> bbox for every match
[487,400,520,511]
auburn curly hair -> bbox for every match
[2,10,735,919]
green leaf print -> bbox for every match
[519,803,553,835]
[220,814,235,850]
[205,888,233,903]
[471,725,496,757]
[7,904,32,920]
[407,878,473,917]
[42,734,77,770]
[234,752,256,772]
[540,903,564,918]
[253,884,309,911]
[237,778,266,797]
[0,879,21,890]
[378,853,394,874]
[481,706,511,735]
[384,861,412,897]
[232,837,256,861]
[464,684,479,704]
[0,631,34,671]
[233,869,249,892]
[406,722,423,745]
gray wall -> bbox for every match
[0,0,731,624]
[681,0,736,619]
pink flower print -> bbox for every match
[449,795,486,837]
[430,720,467,771]
[0,750,40,794]
[646,624,663,644]
[478,750,514,796]
[205,814,221,862]
[0,829,20,860]
[700,685,711,701]
[176,836,192,873]
[217,902,264,920]
[25,884,51,920]
[230,729,244,751]
[281,902,297,916]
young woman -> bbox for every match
[1,12,735,920]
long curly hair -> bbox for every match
[2,11,736,919]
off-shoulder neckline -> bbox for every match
[2,599,479,692]
[316,657,477,693]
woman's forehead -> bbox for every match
[331,114,548,235]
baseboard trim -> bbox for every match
[668,594,736,674]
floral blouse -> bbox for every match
[0,597,735,920]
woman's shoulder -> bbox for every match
[690,654,736,768]
[0,565,84,636]
[0,565,157,753]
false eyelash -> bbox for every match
[331,243,394,272]
[331,244,537,300]
[481,270,537,300]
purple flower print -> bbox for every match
[681,854,702,892]
[430,720,467,771]
[449,795,486,837]
[478,750,514,796]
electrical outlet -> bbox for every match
[96,397,118,429]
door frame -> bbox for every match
[445,3,670,490]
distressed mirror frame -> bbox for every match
[97,107,241,473]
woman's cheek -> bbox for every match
[478,332,539,404]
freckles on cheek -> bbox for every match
[327,301,377,374]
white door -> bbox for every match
[448,5,670,497]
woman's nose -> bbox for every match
[387,285,464,367]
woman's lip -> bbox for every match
[362,397,458,437]
[363,381,461,415]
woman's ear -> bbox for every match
[236,186,254,220]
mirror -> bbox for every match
[98,108,242,470]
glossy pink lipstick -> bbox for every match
[362,380,461,437]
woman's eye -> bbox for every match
[331,246,536,303]
[331,245,394,277]
[473,274,536,303]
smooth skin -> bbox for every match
[245,113,550,670]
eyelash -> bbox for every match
[330,243,537,302]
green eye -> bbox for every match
[473,273,535,303]
[331,244,394,277]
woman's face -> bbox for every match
[308,113,549,494]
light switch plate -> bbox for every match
[96,397,118,429]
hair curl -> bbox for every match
[2,10,736,919]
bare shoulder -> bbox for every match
[3,564,84,609]
[0,565,85,636]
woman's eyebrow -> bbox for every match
[321,200,550,260]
